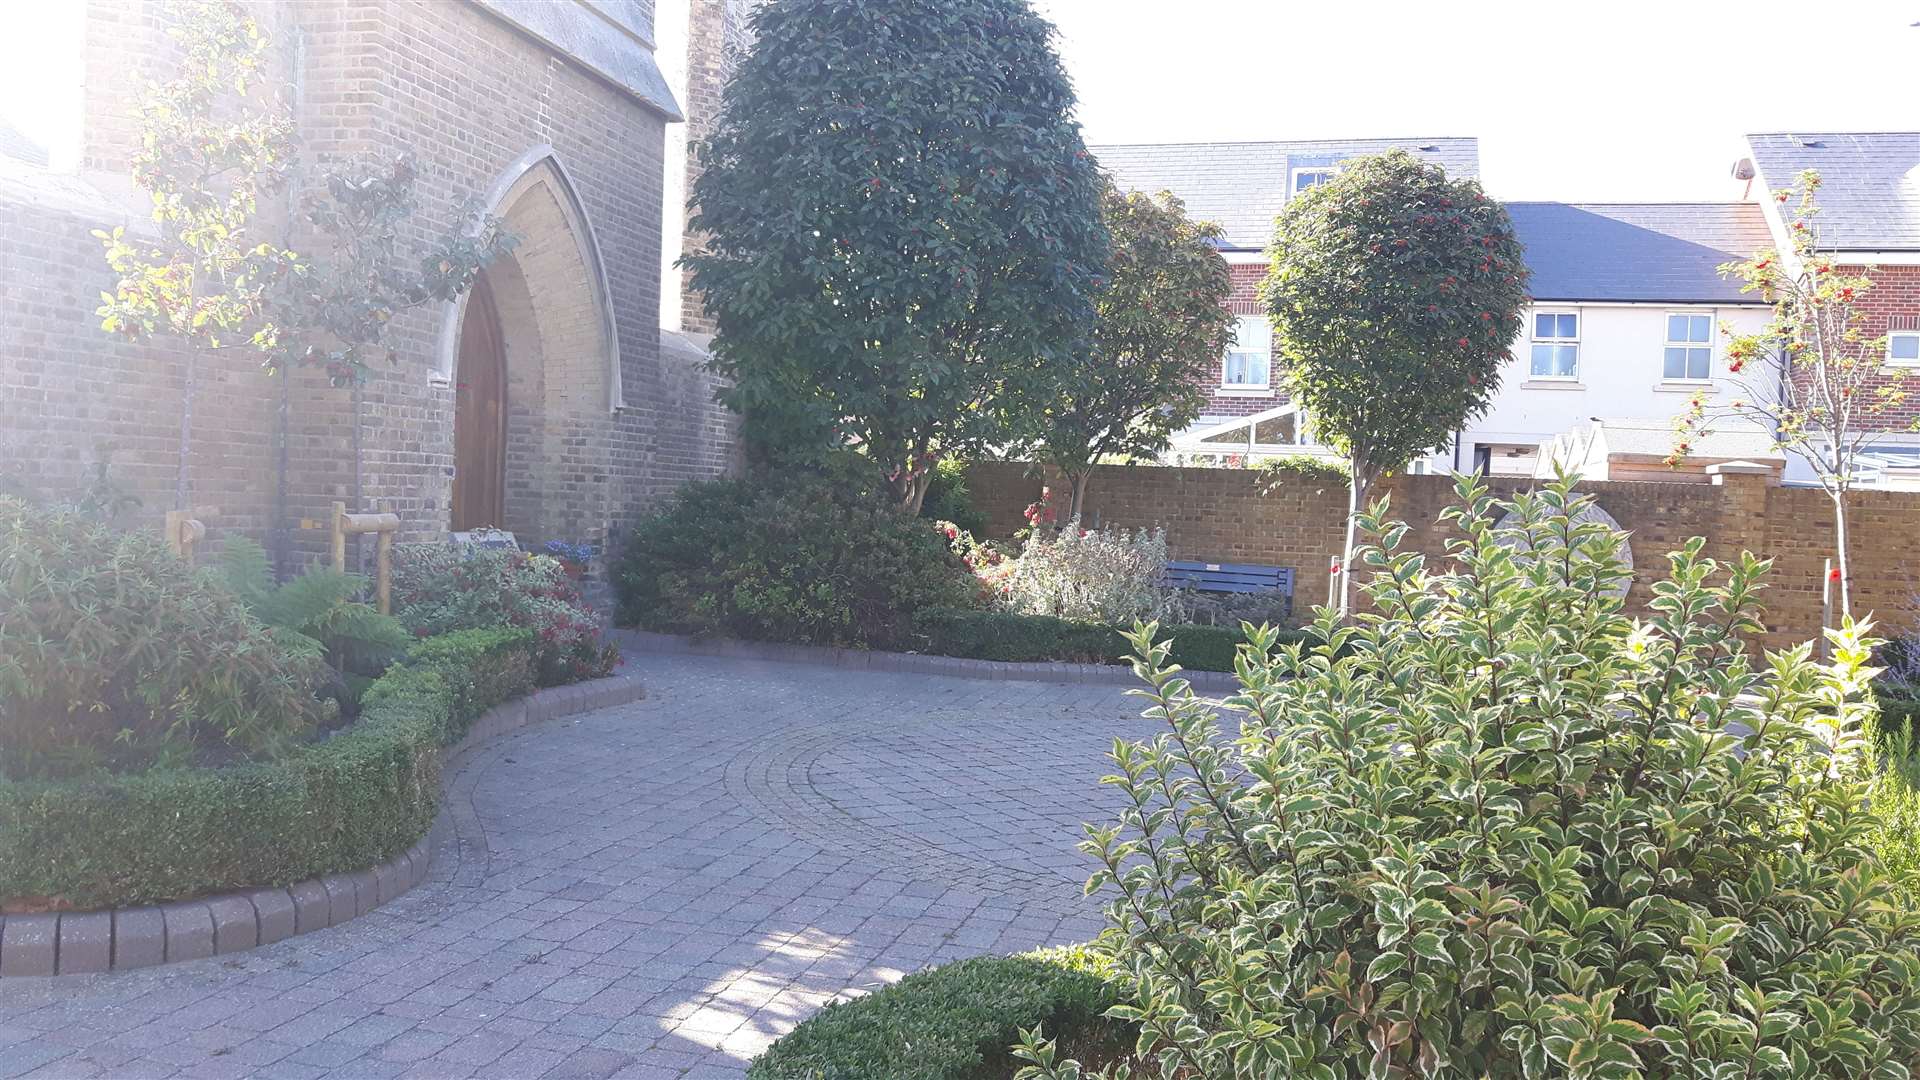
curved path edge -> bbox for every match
[613,628,1238,693]
[0,673,647,978]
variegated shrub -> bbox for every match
[1021,472,1920,1079]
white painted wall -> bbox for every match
[1415,301,1775,472]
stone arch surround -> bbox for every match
[443,148,625,550]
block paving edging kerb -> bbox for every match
[0,673,646,978]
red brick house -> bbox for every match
[1743,132,1920,487]
[0,0,745,578]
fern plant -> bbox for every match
[215,536,412,669]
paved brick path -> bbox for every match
[0,654,1150,1079]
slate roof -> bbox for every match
[1746,132,1920,251]
[1505,202,1772,305]
[0,116,47,167]
[1091,137,1479,250]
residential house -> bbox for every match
[1091,137,1479,461]
[1742,131,1920,486]
[1093,139,1777,479]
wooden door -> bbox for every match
[452,274,507,531]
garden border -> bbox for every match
[0,673,645,978]
[613,628,1238,693]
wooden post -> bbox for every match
[163,508,214,563]
[329,501,401,613]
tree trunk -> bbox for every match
[902,468,934,515]
[1339,462,1371,617]
[1830,489,1853,622]
[176,343,197,510]
[1067,469,1091,522]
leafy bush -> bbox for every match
[0,627,542,910]
[615,478,975,649]
[1161,586,1294,630]
[1031,474,1920,1078]
[911,608,1291,673]
[215,534,413,671]
[749,945,1128,1080]
[995,519,1174,625]
[393,545,616,686]
[0,496,326,779]
[921,458,990,537]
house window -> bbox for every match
[1291,167,1336,197]
[1529,311,1579,378]
[1891,331,1920,367]
[1664,313,1713,380]
[1223,315,1271,389]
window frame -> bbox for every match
[1290,166,1337,197]
[1221,314,1273,392]
[1528,309,1581,381]
[1662,310,1715,383]
[1889,330,1920,368]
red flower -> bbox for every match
[1457,337,1471,348]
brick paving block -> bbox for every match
[320,875,358,927]
[251,889,297,945]
[111,907,166,970]
[0,913,58,976]
[160,902,214,962]
[56,912,112,974]
[202,896,258,955]
[288,880,332,934]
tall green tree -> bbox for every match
[1262,150,1529,611]
[684,0,1109,510]
[1027,184,1236,520]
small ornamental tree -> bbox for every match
[684,0,1109,510]
[97,1,509,508]
[1672,170,1908,619]
[1020,473,1920,1079]
[1027,184,1236,519]
[96,0,297,509]
[1262,150,1529,611]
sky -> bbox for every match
[1034,0,1920,203]
[3,1,1914,201]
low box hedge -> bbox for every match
[911,607,1310,673]
[747,944,1129,1080]
[0,628,538,911]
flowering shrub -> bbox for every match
[542,539,595,566]
[1021,473,1920,1078]
[993,517,1175,625]
[392,545,617,686]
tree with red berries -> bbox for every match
[685,0,1108,511]
[1672,170,1909,618]
[1263,150,1530,612]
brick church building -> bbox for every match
[0,0,754,577]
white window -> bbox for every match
[1891,331,1920,367]
[1291,167,1336,197]
[1529,311,1579,378]
[1664,313,1713,381]
[1223,315,1271,389]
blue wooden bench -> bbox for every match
[1163,561,1294,598]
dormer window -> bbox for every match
[1291,167,1336,197]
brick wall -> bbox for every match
[675,0,761,334]
[1849,264,1920,430]
[1196,261,1283,420]
[965,461,1920,651]
[0,0,739,580]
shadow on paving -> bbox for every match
[0,653,1153,1079]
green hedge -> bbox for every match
[748,945,1129,1080]
[0,629,538,910]
[911,607,1310,673]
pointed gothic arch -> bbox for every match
[440,146,625,549]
